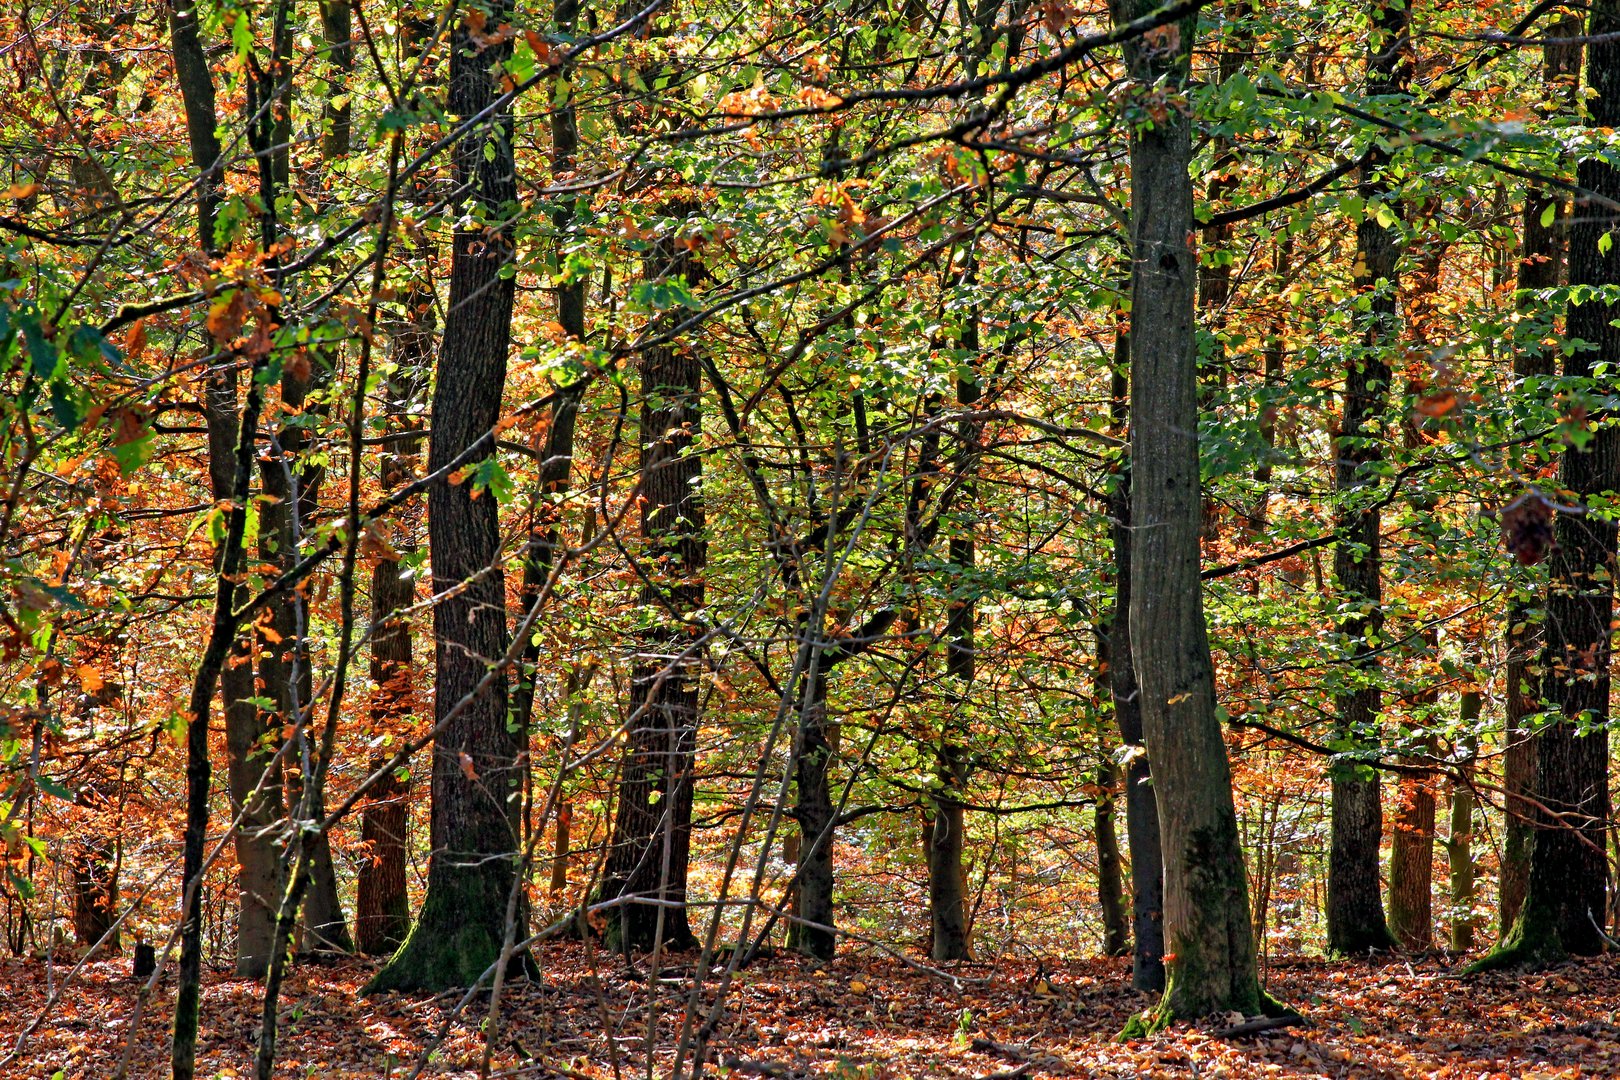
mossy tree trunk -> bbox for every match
[1113,0,1268,1026]
[1481,0,1619,970]
[1326,0,1408,958]
[366,6,524,993]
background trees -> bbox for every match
[3,0,1620,1072]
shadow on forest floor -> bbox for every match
[3,944,1614,1077]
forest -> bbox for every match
[2,0,1620,1075]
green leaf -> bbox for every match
[49,379,84,429]
[1600,231,1615,257]
[22,317,57,378]
[466,457,515,503]
[1540,201,1557,229]
[37,775,73,801]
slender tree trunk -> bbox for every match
[1327,0,1408,957]
[166,0,287,984]
[928,352,981,963]
[354,318,425,953]
[1115,0,1266,1026]
[789,610,897,960]
[1095,761,1130,957]
[366,7,524,992]
[1445,691,1480,953]
[794,667,838,960]
[1501,18,1581,936]
[1107,316,1165,992]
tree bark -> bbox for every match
[1095,761,1130,958]
[1445,692,1480,953]
[1387,739,1436,951]
[789,610,897,960]
[1107,312,1165,993]
[366,8,524,992]
[354,323,424,953]
[1482,0,1620,969]
[600,220,706,953]
[1501,17,1581,937]
[166,0,290,983]
[1326,0,1408,957]
[1114,0,1266,1027]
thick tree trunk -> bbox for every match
[1115,0,1265,1027]
[1387,743,1436,951]
[1485,0,1620,968]
[600,223,705,952]
[1501,18,1581,937]
[1107,321,1166,993]
[1326,0,1408,957]
[366,9,524,992]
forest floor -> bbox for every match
[1,943,1614,1078]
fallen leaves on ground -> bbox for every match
[2,947,1614,1078]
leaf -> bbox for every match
[459,751,479,781]
[1540,201,1557,229]
[1600,231,1615,257]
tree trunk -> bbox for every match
[1327,0,1408,957]
[599,220,706,953]
[1095,761,1129,958]
[1501,17,1581,937]
[929,364,980,963]
[366,8,524,992]
[1107,316,1165,993]
[793,667,837,960]
[789,610,896,961]
[1445,691,1480,953]
[165,0,286,984]
[355,493,417,955]
[1115,0,1266,1027]
[927,737,971,961]
[1484,0,1620,968]
[1387,740,1436,951]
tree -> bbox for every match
[367,7,527,992]
[1483,0,1620,968]
[1500,16,1582,935]
[597,217,707,954]
[1105,323,1165,992]
[1326,0,1409,958]
[1114,0,1269,1027]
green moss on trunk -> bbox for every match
[1463,888,1566,974]
[365,866,531,993]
